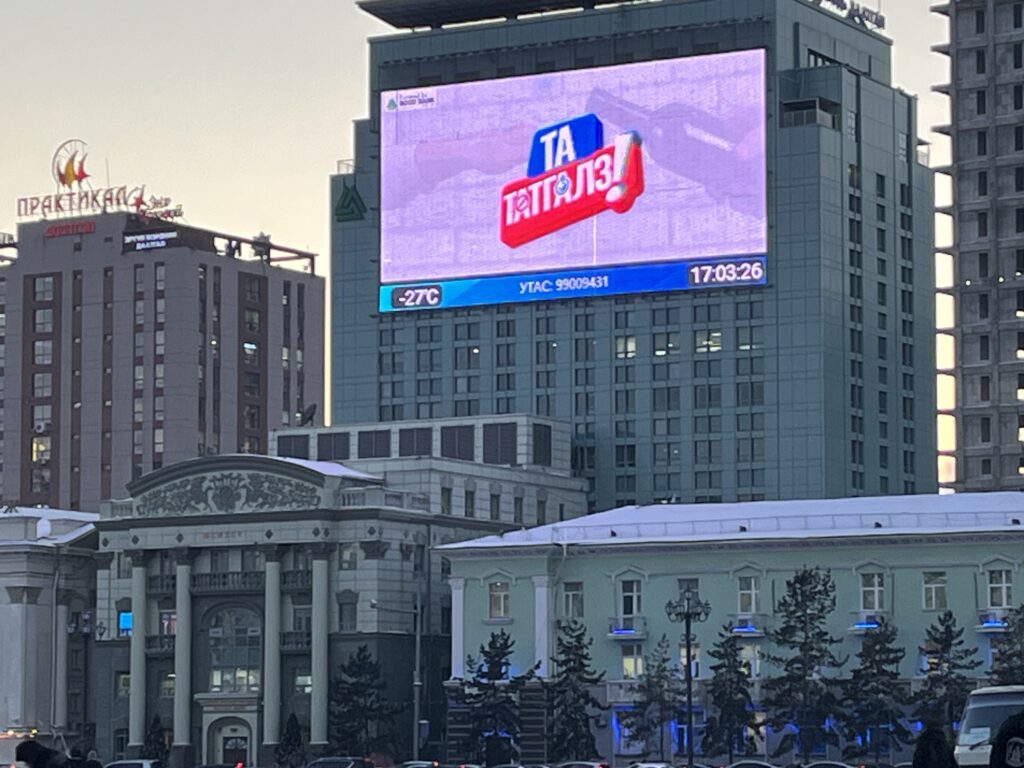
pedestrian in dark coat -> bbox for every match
[990,712,1024,768]
[912,725,957,768]
[15,742,67,768]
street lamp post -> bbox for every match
[370,593,423,759]
[665,589,711,768]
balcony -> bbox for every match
[606,679,641,702]
[145,635,175,655]
[977,608,1010,633]
[282,570,312,590]
[730,613,769,638]
[607,615,647,640]
[191,571,264,594]
[849,610,888,634]
[281,631,312,652]
[148,574,176,595]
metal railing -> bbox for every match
[191,571,264,593]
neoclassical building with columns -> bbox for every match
[90,445,585,766]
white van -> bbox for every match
[954,685,1024,766]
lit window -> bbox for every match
[622,643,644,679]
[695,330,723,354]
[118,611,133,638]
[488,581,510,619]
[615,335,637,359]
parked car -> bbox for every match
[726,761,778,768]
[105,761,163,768]
[803,762,854,768]
[556,762,609,768]
[955,685,1024,767]
[306,758,374,768]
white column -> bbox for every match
[54,603,69,729]
[173,557,192,747]
[449,577,466,679]
[262,556,282,746]
[128,558,148,749]
[532,576,551,677]
[310,553,329,746]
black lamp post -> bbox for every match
[665,589,711,768]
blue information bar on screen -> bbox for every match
[380,255,767,312]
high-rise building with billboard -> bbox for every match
[333,0,936,511]
[0,212,324,511]
[932,0,1024,491]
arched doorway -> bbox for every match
[207,717,253,766]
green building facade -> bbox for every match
[442,492,1024,763]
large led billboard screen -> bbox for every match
[379,49,767,312]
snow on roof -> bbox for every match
[0,506,98,547]
[225,454,382,482]
[439,492,1024,552]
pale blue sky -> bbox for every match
[0,0,948,269]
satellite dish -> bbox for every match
[300,404,318,426]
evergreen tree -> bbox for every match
[840,618,912,764]
[451,629,539,765]
[762,567,846,764]
[703,625,759,764]
[991,604,1024,686]
[619,635,681,761]
[913,610,982,732]
[547,620,607,761]
[275,714,306,768]
[141,714,168,765]
[328,644,402,756]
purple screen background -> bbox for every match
[379,49,767,284]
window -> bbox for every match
[244,309,261,332]
[118,611,133,638]
[159,672,175,699]
[33,340,52,365]
[399,427,432,457]
[489,581,510,619]
[653,332,679,356]
[339,603,357,632]
[34,308,53,333]
[242,342,259,365]
[33,372,52,397]
[536,499,547,525]
[32,404,52,433]
[923,572,947,611]
[695,330,722,353]
[34,276,54,301]
[563,581,584,620]
[977,49,987,74]
[115,671,131,697]
[294,671,313,695]
[989,569,1013,609]
[620,579,642,618]
[208,608,261,692]
[440,486,453,515]
[32,436,51,464]
[464,489,475,518]
[441,425,475,461]
[489,493,501,521]
[976,8,986,33]
[615,335,637,359]
[513,497,523,524]
[976,89,987,116]
[622,643,644,679]
[860,573,884,612]
[239,371,260,397]
[317,432,349,461]
[357,429,390,458]
[978,130,988,157]
[339,543,357,571]
[738,576,760,614]
[680,642,701,679]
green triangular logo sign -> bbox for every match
[387,98,397,110]
[334,184,367,223]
